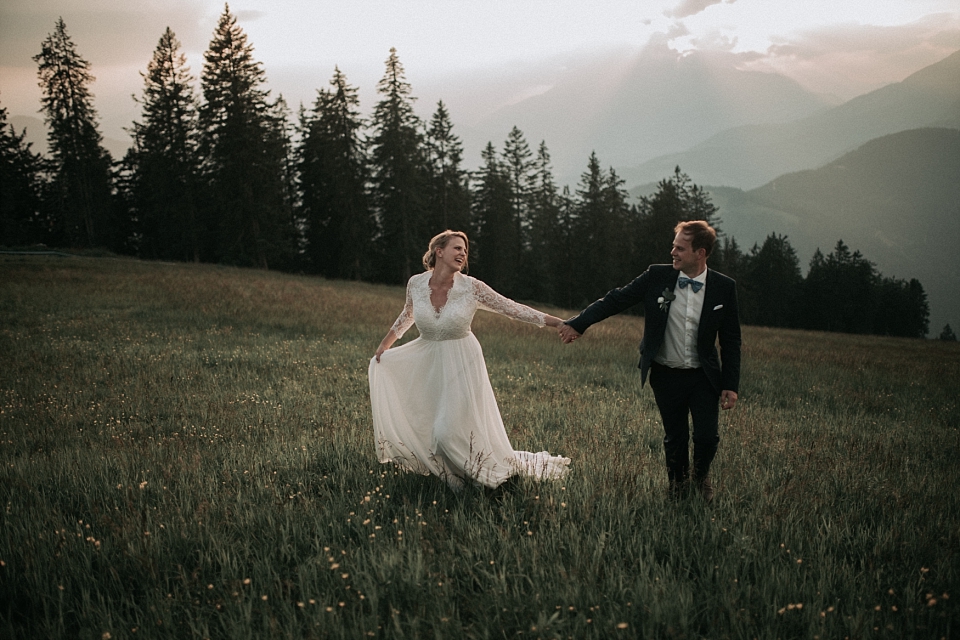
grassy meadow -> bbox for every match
[1,254,958,639]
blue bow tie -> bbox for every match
[677,276,703,293]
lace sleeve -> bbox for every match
[388,278,417,339]
[472,277,546,327]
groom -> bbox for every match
[558,220,741,502]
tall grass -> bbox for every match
[1,255,958,639]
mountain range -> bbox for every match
[454,44,839,184]
[616,48,960,190]
[701,128,960,336]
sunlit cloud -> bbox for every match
[665,0,736,20]
[647,20,691,47]
[766,14,960,59]
[690,31,740,52]
[742,14,960,99]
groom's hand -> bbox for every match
[558,323,581,344]
[720,390,738,410]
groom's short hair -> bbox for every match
[675,220,717,257]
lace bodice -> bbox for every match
[388,272,546,341]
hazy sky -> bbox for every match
[2,0,960,147]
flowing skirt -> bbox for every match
[368,333,569,489]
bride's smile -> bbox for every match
[437,239,468,274]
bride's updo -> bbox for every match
[423,230,469,271]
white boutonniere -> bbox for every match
[658,287,676,311]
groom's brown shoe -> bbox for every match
[697,477,715,503]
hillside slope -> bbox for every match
[618,49,960,190]
[715,127,960,335]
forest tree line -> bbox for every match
[0,8,933,339]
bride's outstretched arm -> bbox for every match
[472,278,560,328]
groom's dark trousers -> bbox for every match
[566,264,741,484]
[649,362,719,484]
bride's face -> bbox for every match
[437,238,467,272]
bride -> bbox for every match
[369,230,571,489]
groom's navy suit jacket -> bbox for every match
[566,264,741,394]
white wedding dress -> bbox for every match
[368,271,570,489]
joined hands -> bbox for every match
[557,322,581,344]
[544,316,580,343]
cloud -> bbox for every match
[690,31,739,52]
[741,14,960,99]
[766,14,960,59]
[644,20,691,52]
[665,0,734,19]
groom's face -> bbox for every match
[671,232,705,276]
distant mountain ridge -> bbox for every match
[708,128,960,335]
[457,45,836,184]
[617,49,960,190]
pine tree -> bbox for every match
[802,240,879,334]
[829,241,878,334]
[470,142,514,292]
[572,152,607,302]
[299,67,372,279]
[199,4,293,268]
[127,27,203,262]
[940,324,957,341]
[801,248,830,331]
[33,18,116,249]
[369,48,426,283]
[679,173,722,232]
[571,153,632,303]
[634,167,722,271]
[711,236,746,283]
[501,126,535,255]
[635,171,684,269]
[555,185,578,307]
[743,233,802,328]
[526,141,562,302]
[424,101,470,234]
[603,166,633,284]
[0,102,47,246]
[874,276,929,338]
[265,94,299,272]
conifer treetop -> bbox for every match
[33,17,103,159]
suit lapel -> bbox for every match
[664,268,681,295]
[643,268,678,350]
[698,269,721,340]
[656,269,681,331]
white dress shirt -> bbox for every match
[655,269,707,369]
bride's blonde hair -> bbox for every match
[423,230,469,271]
